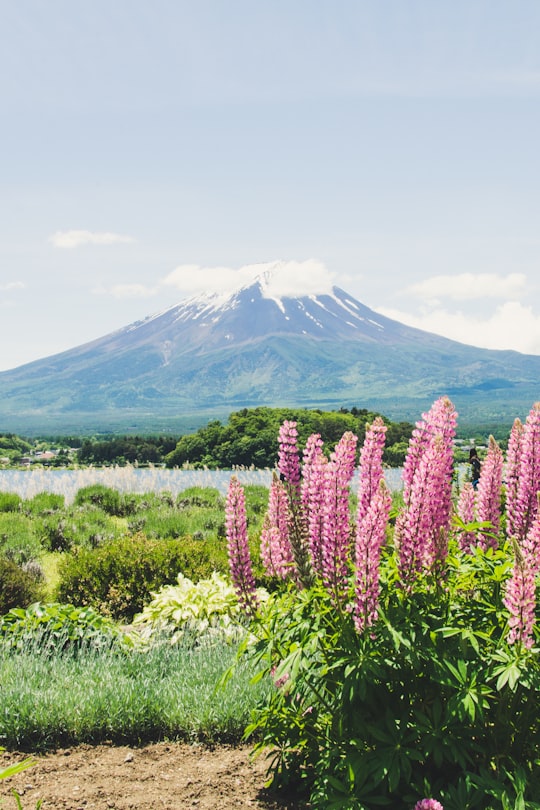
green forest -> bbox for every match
[1,406,415,468]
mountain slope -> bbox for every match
[1,276,539,432]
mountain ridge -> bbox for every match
[1,275,539,433]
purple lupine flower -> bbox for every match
[475,436,503,550]
[357,417,387,527]
[226,476,258,615]
[511,403,540,543]
[354,480,392,633]
[277,421,313,587]
[278,420,301,496]
[414,800,444,810]
[260,473,294,579]
[396,437,447,586]
[301,433,325,509]
[320,432,358,605]
[396,398,457,589]
[456,482,477,554]
[301,434,328,576]
[504,508,540,648]
[505,417,524,540]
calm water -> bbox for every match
[0,466,404,503]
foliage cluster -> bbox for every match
[225,401,540,809]
[77,434,177,465]
[0,483,268,619]
[0,602,123,653]
[132,571,255,644]
[164,406,414,469]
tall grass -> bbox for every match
[0,637,270,752]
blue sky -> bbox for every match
[2,1,540,371]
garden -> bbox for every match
[1,396,540,809]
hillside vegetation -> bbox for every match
[164,406,414,468]
[2,406,414,468]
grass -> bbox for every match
[0,636,269,752]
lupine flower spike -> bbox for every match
[321,432,358,605]
[396,397,457,589]
[301,433,327,576]
[505,417,524,541]
[226,476,258,615]
[354,479,392,633]
[504,496,540,648]
[357,416,387,527]
[260,473,294,579]
[414,800,444,810]
[456,482,477,553]
[475,435,504,550]
[277,420,313,587]
[511,402,540,543]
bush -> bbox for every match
[39,505,123,552]
[0,512,42,565]
[74,484,123,516]
[228,403,540,808]
[55,533,215,621]
[23,491,65,515]
[132,571,256,645]
[0,557,44,613]
[0,492,21,512]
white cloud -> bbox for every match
[376,301,540,355]
[162,259,336,297]
[407,273,527,304]
[0,281,25,291]
[49,230,135,249]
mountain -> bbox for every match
[1,270,539,433]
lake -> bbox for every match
[0,466,405,503]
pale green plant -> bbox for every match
[133,571,265,644]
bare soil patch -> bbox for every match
[1,743,307,810]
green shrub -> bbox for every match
[176,486,224,509]
[39,505,123,552]
[74,484,123,516]
[55,533,215,621]
[132,572,253,644]
[0,557,44,613]
[0,512,42,564]
[23,491,65,515]
[0,492,21,512]
[0,602,123,653]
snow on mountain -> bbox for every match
[2,265,540,432]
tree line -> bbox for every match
[163,406,414,468]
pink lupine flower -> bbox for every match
[357,417,387,527]
[456,482,477,553]
[278,420,301,496]
[321,432,358,605]
[276,421,313,587]
[301,433,325,510]
[396,438,443,586]
[504,507,540,648]
[414,800,444,810]
[396,398,457,589]
[260,473,294,579]
[302,435,328,576]
[505,417,524,540]
[511,403,540,543]
[476,435,504,550]
[354,480,392,633]
[226,476,258,614]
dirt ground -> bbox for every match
[0,743,308,810]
